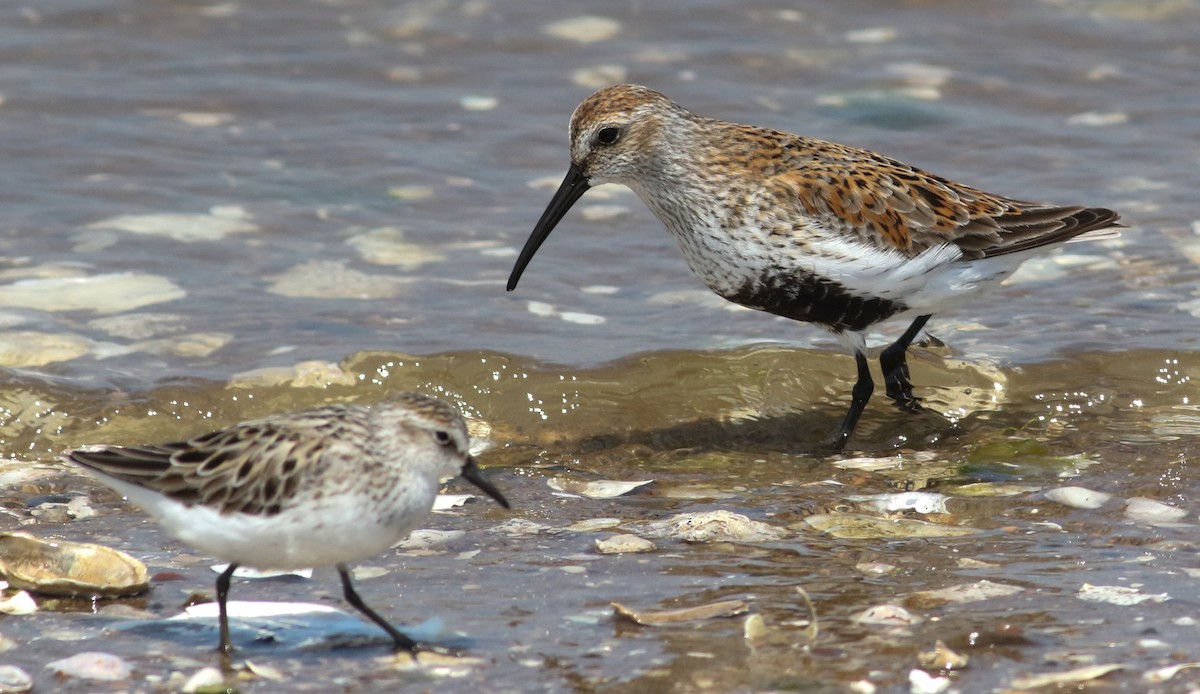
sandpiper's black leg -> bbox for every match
[833,351,874,452]
[880,314,931,410]
[216,562,238,656]
[337,564,418,655]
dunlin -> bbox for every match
[66,393,510,655]
[507,84,1121,451]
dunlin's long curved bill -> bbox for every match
[506,163,590,291]
[461,456,511,508]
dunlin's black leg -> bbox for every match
[215,562,238,656]
[833,351,874,452]
[880,314,931,411]
[337,564,418,654]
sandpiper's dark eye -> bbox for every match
[596,126,620,145]
[433,430,452,446]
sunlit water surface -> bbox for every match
[2,0,1200,691]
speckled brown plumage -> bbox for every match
[68,395,470,517]
[66,393,509,655]
[508,84,1123,451]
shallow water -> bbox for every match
[2,0,1200,692]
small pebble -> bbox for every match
[1067,111,1129,127]
[572,65,627,89]
[460,95,498,111]
[387,186,434,201]
[181,666,225,693]
[386,66,423,83]
[0,665,31,694]
[580,204,630,221]
[743,613,767,640]
[44,652,131,681]
[1124,498,1188,523]
[854,491,948,514]
[526,300,557,317]
[908,669,951,694]
[176,112,233,127]
[560,311,605,325]
[1045,486,1112,510]
[0,591,36,615]
[852,604,922,626]
[595,534,656,554]
[845,27,897,43]
[543,16,620,43]
[855,561,897,576]
[886,62,952,88]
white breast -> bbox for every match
[102,473,437,570]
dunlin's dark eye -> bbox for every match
[596,126,620,145]
[433,430,452,446]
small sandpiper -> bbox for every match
[66,393,510,656]
[507,84,1121,451]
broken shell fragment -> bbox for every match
[0,532,149,597]
[803,512,978,539]
[917,640,970,670]
[0,591,36,615]
[612,599,749,626]
[907,580,1024,608]
[638,510,787,542]
[1009,664,1125,689]
[548,478,653,499]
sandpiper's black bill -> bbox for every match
[461,456,511,508]
[506,162,590,291]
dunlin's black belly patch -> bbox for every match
[727,272,906,332]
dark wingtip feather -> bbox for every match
[65,445,175,480]
[982,205,1123,257]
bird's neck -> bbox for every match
[628,130,760,238]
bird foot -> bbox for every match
[886,390,924,413]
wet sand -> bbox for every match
[1,0,1200,691]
